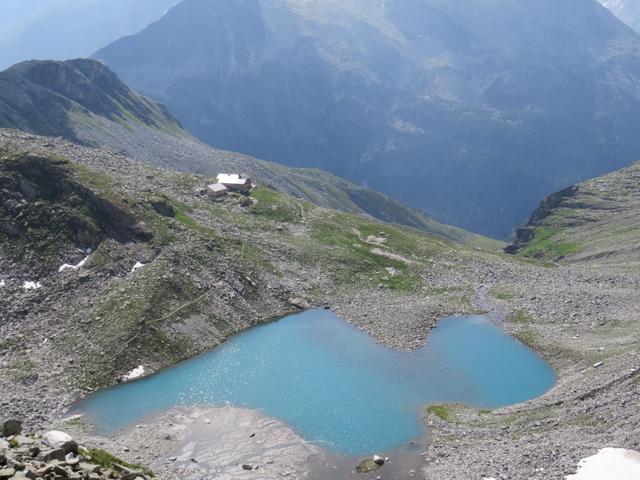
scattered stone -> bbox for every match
[356,458,383,473]
[0,468,16,479]
[1,420,22,436]
[288,297,311,309]
[122,366,145,382]
[43,431,78,454]
[150,197,175,217]
[37,448,65,462]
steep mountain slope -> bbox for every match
[0,128,491,420]
[599,0,640,32]
[1,130,638,480]
[0,0,180,70]
[0,59,182,139]
[0,59,493,246]
[506,159,640,267]
[94,0,640,236]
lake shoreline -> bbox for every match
[66,404,429,480]
[60,300,556,480]
[4,239,639,480]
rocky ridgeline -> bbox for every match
[0,421,150,480]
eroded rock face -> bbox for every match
[504,185,579,255]
[150,197,175,218]
[0,152,152,273]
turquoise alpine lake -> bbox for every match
[75,310,555,455]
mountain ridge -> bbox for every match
[0,58,495,247]
[506,159,640,267]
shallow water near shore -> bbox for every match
[75,309,555,455]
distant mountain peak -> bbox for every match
[0,58,182,139]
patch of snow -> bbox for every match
[58,255,89,273]
[0,279,5,287]
[130,262,145,274]
[22,281,42,290]
[566,448,640,480]
[122,365,145,382]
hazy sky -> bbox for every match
[0,0,180,70]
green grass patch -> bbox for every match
[424,286,477,310]
[509,309,533,324]
[88,449,154,477]
[238,241,278,275]
[489,287,516,300]
[173,204,219,241]
[67,162,114,190]
[569,414,601,428]
[249,186,304,223]
[427,405,452,421]
[514,328,543,348]
[8,358,36,382]
[307,213,423,291]
[518,226,579,260]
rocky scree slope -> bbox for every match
[0,129,493,430]
[0,59,494,248]
[506,159,640,268]
[0,422,154,480]
[95,0,640,236]
[0,131,639,480]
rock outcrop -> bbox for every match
[0,429,152,480]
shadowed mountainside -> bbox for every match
[0,59,495,247]
[95,0,640,236]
